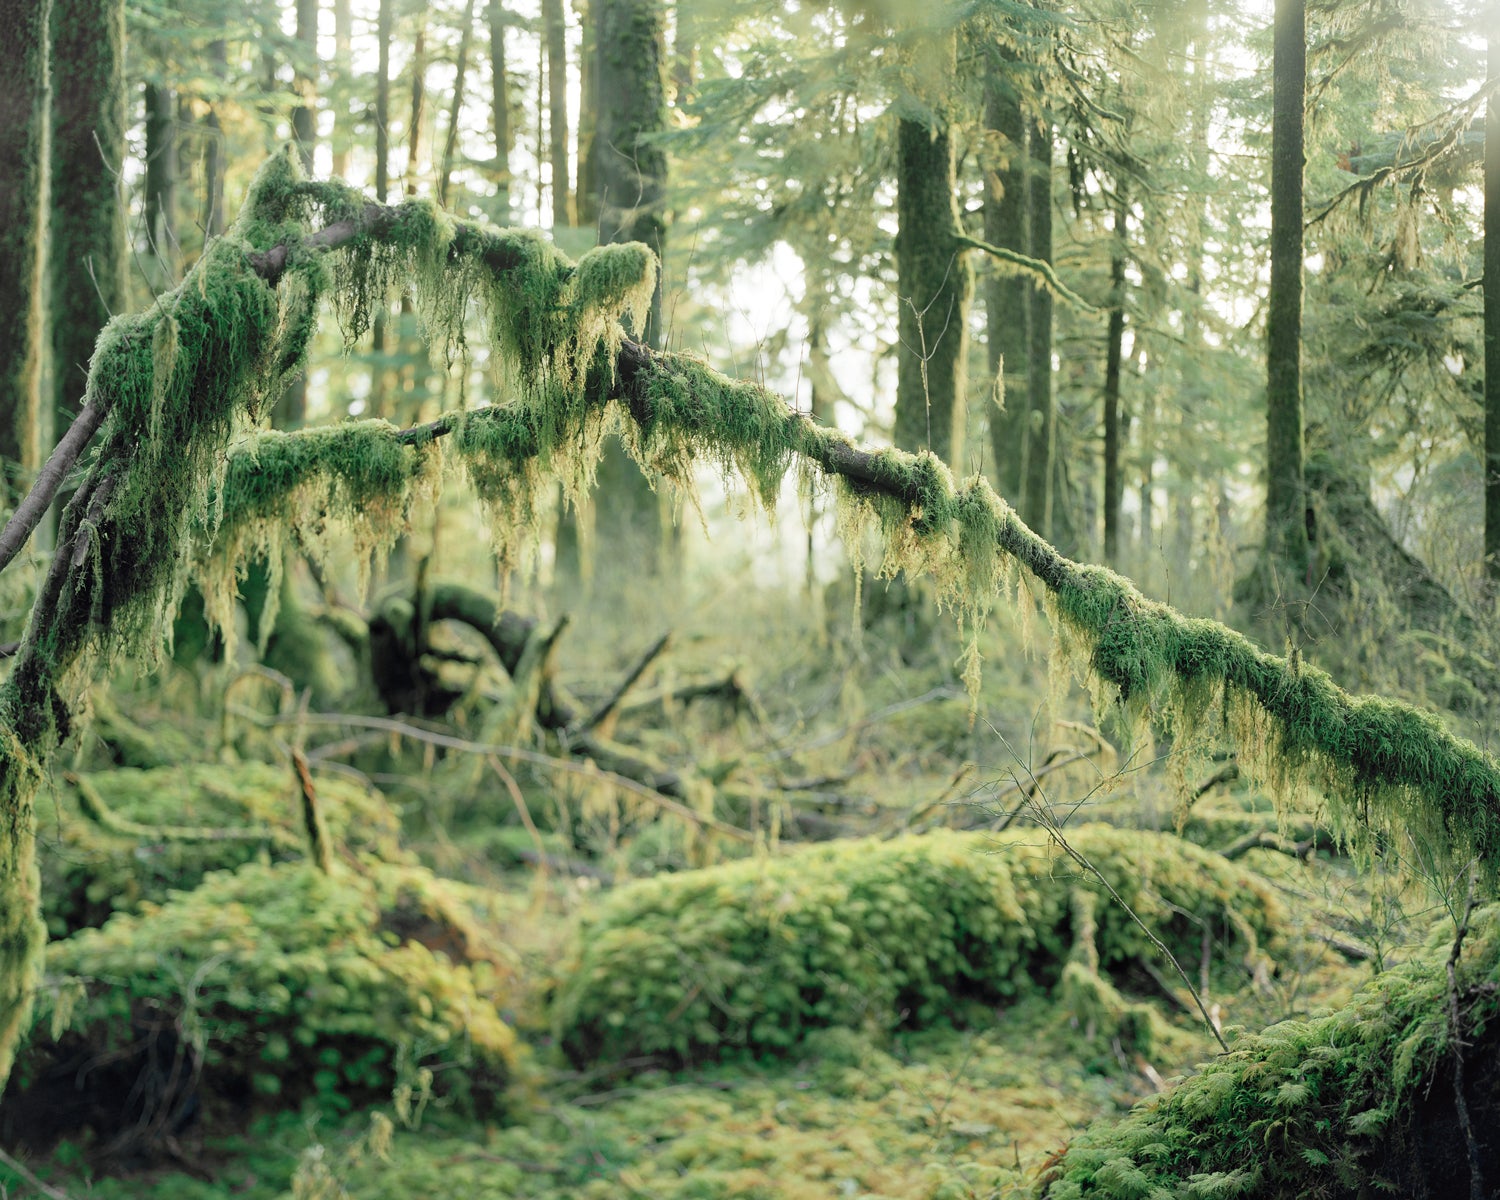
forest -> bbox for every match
[1,0,1499,1195]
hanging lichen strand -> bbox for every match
[214,168,1500,887]
[4,155,1500,1094]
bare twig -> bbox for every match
[0,1145,73,1200]
[577,631,671,737]
[0,399,106,576]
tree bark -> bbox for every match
[1485,27,1500,585]
[405,25,428,193]
[1022,118,1055,536]
[439,0,480,207]
[50,0,127,489]
[488,0,512,217]
[576,0,600,228]
[984,71,1030,502]
[331,0,353,177]
[1266,0,1309,575]
[893,111,972,471]
[1103,195,1127,565]
[202,41,227,239]
[591,0,669,580]
[544,0,572,226]
[291,0,318,171]
[144,82,177,271]
[0,0,49,505]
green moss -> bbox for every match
[197,421,440,653]
[552,827,1281,1068]
[18,861,518,1111]
[1039,909,1500,1199]
[37,764,408,936]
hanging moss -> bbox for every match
[197,420,440,654]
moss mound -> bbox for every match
[551,827,1282,1067]
[1038,908,1500,1199]
[37,764,407,936]
[3,861,518,1156]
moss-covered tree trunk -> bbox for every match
[202,41,227,239]
[278,0,319,430]
[984,69,1030,502]
[1022,118,1055,536]
[544,0,571,227]
[576,0,599,229]
[489,0,512,215]
[591,0,668,581]
[0,0,49,507]
[893,38,973,470]
[1266,0,1309,576]
[1485,25,1500,586]
[50,0,126,453]
[1103,194,1127,565]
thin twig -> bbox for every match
[577,631,671,736]
[0,399,106,576]
[0,1146,73,1200]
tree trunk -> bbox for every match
[331,0,352,176]
[1103,196,1127,565]
[278,0,319,430]
[405,25,428,193]
[1485,26,1500,585]
[544,0,572,226]
[439,0,480,207]
[144,82,177,272]
[893,114,972,470]
[592,0,669,581]
[1022,118,1055,536]
[576,0,599,228]
[489,0,512,217]
[0,3,46,482]
[983,70,1029,501]
[0,0,50,1099]
[1266,0,1309,575]
[371,0,392,419]
[291,0,318,171]
[50,0,127,457]
[202,41,227,238]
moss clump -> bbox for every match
[13,861,518,1131]
[551,827,1281,1068]
[37,764,408,936]
[1038,909,1500,1199]
[197,420,440,654]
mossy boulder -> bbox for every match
[3,861,518,1155]
[551,827,1283,1067]
[1038,908,1500,1200]
[37,763,408,936]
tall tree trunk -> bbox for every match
[0,0,51,1099]
[291,0,318,171]
[331,0,352,176]
[50,0,127,453]
[439,0,480,207]
[893,116,972,469]
[488,0,512,217]
[0,0,48,504]
[144,82,177,272]
[1022,118,1055,535]
[576,0,599,228]
[1103,195,1127,565]
[671,0,697,106]
[544,0,572,226]
[405,25,428,193]
[983,69,1029,501]
[592,0,669,582]
[1485,26,1500,585]
[202,41,227,238]
[371,0,392,419]
[278,0,319,430]
[1266,0,1309,575]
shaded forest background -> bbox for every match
[3,0,1500,1196]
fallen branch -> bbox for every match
[576,631,671,738]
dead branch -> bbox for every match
[576,631,671,738]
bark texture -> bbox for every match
[894,113,973,470]
[1022,119,1055,536]
[1266,0,1309,574]
[50,0,127,456]
[984,73,1030,501]
[0,0,50,504]
[1485,30,1500,584]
